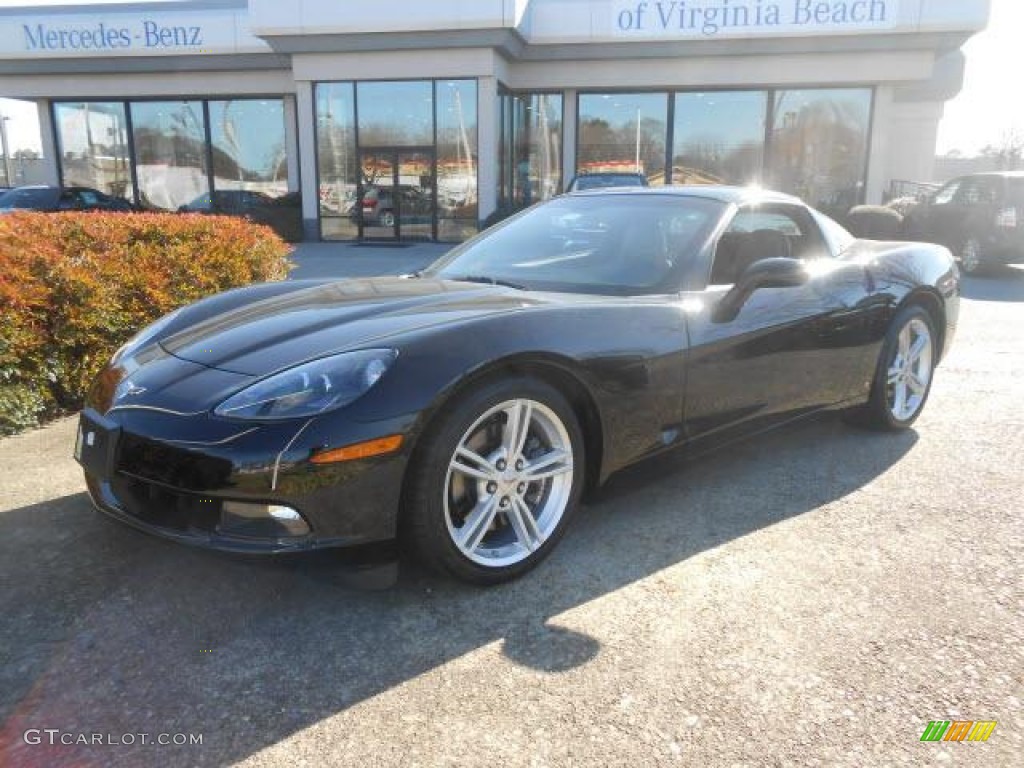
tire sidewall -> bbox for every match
[405,376,585,585]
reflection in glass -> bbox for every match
[673,91,767,185]
[436,80,478,238]
[397,150,435,239]
[209,99,288,198]
[578,93,667,186]
[316,83,358,240]
[768,88,872,214]
[357,81,433,146]
[130,101,209,211]
[54,102,133,200]
[500,92,562,208]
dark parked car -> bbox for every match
[76,187,958,584]
[179,190,303,242]
[566,172,649,192]
[0,185,133,213]
[902,172,1024,274]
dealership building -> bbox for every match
[0,0,990,241]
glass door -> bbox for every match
[357,148,436,240]
[358,151,398,239]
[397,150,435,240]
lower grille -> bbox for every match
[108,473,222,534]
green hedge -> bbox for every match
[0,212,292,435]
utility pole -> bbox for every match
[0,115,12,186]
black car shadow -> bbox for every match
[960,265,1024,302]
[0,414,916,767]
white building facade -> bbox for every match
[0,0,990,241]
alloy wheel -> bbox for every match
[886,317,933,422]
[443,398,574,567]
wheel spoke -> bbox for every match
[908,334,929,364]
[898,325,911,359]
[452,446,498,481]
[507,498,543,552]
[887,365,902,386]
[907,372,927,395]
[893,381,908,417]
[501,400,532,459]
[522,449,572,481]
[459,495,499,553]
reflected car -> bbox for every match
[0,185,134,213]
[77,187,958,585]
[178,190,303,242]
[355,185,433,228]
[902,172,1024,274]
[566,173,649,192]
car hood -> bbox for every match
[161,277,543,375]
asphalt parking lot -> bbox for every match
[1,268,1022,767]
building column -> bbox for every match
[283,95,301,194]
[864,86,894,205]
[294,80,320,241]
[562,89,577,191]
[35,99,60,186]
[885,99,946,187]
[477,75,499,223]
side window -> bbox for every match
[709,204,826,285]
[78,190,100,207]
[57,191,79,210]
[932,179,961,205]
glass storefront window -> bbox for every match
[509,93,562,208]
[578,93,668,186]
[209,99,288,198]
[357,81,433,147]
[673,91,767,186]
[130,100,209,211]
[768,88,872,215]
[316,83,358,240]
[436,80,478,240]
[53,101,132,200]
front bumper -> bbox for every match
[78,406,414,555]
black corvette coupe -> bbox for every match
[77,187,959,584]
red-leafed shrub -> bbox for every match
[0,212,292,435]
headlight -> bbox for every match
[213,349,398,421]
[111,308,183,365]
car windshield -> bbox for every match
[428,194,725,295]
[0,188,59,210]
[573,175,646,191]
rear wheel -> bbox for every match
[844,305,937,431]
[404,377,584,585]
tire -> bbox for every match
[380,210,396,228]
[403,376,585,585]
[843,305,937,431]
[959,237,983,275]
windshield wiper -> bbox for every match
[448,275,528,291]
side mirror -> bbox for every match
[712,257,808,323]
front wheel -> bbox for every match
[844,305,937,431]
[404,377,584,585]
